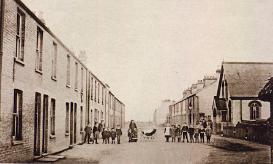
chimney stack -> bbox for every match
[203,76,217,87]
[196,80,204,90]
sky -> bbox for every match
[22,0,273,121]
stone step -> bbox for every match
[36,157,59,162]
[35,155,65,162]
[46,155,65,159]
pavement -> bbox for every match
[51,126,271,164]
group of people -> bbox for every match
[84,121,123,144]
[164,121,213,144]
[101,127,122,144]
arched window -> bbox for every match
[249,101,262,120]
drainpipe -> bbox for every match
[269,97,273,163]
[113,98,116,128]
[0,0,5,122]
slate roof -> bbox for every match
[223,62,273,97]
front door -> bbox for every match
[34,92,41,156]
[70,102,74,145]
[42,95,48,154]
[74,103,77,144]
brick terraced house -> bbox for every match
[169,76,217,127]
[0,0,125,162]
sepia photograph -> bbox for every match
[0,0,273,163]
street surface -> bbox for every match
[56,124,271,164]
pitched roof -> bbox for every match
[223,62,273,97]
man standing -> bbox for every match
[182,123,189,143]
[116,125,123,144]
[84,122,92,144]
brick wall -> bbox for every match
[0,0,125,162]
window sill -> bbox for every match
[65,132,70,137]
[49,135,56,139]
[35,69,43,75]
[14,57,25,66]
[75,88,78,92]
[12,140,24,146]
[66,84,71,88]
[51,76,57,81]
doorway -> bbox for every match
[42,95,48,154]
[69,102,77,145]
[70,102,74,145]
[73,103,77,144]
[34,92,41,156]
[34,93,49,156]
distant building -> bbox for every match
[169,76,217,127]
[153,100,173,126]
[212,62,271,134]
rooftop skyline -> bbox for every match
[22,0,273,121]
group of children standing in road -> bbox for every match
[164,122,213,144]
[84,122,123,144]
[101,127,123,144]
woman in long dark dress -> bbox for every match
[128,120,137,142]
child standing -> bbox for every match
[101,128,107,144]
[194,128,199,143]
[93,122,99,144]
[188,126,194,143]
[176,125,182,142]
[84,123,92,144]
[171,125,176,142]
[205,126,212,143]
[116,125,123,144]
[111,128,117,144]
[200,127,205,143]
[164,124,171,142]
[106,128,110,144]
[181,123,189,143]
